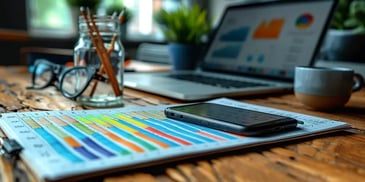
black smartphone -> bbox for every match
[164,103,301,136]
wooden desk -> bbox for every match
[0,66,365,182]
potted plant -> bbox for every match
[324,0,365,62]
[155,4,211,70]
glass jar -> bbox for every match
[73,15,124,108]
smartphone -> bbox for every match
[164,103,301,136]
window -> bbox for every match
[119,0,182,41]
[27,0,75,38]
[27,0,185,41]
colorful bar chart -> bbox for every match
[0,98,350,181]
[21,109,242,163]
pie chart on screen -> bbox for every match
[296,13,313,29]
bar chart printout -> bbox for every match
[0,98,350,181]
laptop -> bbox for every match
[125,0,338,101]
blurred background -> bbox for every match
[0,0,248,65]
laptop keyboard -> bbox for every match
[168,74,268,88]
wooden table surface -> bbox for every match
[0,66,365,182]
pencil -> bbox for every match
[80,7,122,97]
[89,34,117,96]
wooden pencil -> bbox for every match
[80,7,121,97]
[89,34,117,97]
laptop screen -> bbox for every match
[202,0,337,80]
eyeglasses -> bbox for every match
[27,60,107,99]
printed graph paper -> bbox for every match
[0,98,350,181]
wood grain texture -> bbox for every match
[0,66,364,182]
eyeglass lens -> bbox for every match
[33,63,54,89]
[60,67,93,98]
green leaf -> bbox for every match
[331,0,365,33]
[154,4,211,43]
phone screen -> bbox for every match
[166,103,296,127]
[165,103,299,135]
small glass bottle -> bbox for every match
[73,15,124,108]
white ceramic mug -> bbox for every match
[294,66,364,110]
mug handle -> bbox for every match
[353,73,364,92]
